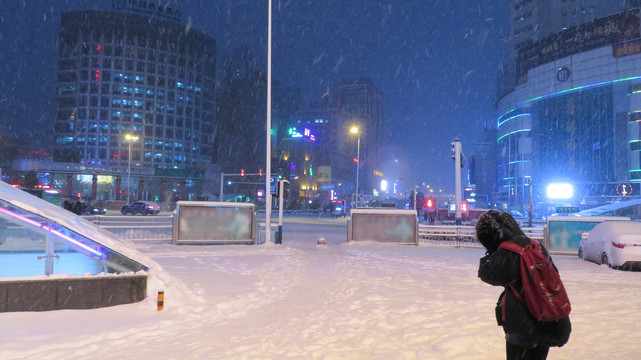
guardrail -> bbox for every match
[418,224,544,248]
[80,215,546,245]
[82,215,173,242]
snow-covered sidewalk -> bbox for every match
[1,238,639,359]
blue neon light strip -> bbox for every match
[498,74,641,121]
[0,206,105,258]
[497,113,531,129]
[498,160,531,168]
[630,169,641,173]
[497,128,531,142]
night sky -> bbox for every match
[0,0,509,193]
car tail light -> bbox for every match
[612,242,626,249]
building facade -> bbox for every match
[338,78,385,195]
[497,5,641,213]
[283,78,386,206]
[52,5,216,201]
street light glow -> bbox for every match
[350,126,359,134]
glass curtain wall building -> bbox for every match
[497,7,641,213]
[53,9,216,172]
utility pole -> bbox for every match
[451,139,464,225]
[265,0,273,243]
[527,177,533,227]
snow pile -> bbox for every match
[1,234,640,359]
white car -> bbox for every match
[579,221,641,270]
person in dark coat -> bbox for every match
[476,210,571,360]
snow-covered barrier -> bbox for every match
[348,209,418,245]
[172,201,256,245]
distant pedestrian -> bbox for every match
[476,210,571,360]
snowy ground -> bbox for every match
[1,216,640,360]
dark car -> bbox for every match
[81,205,107,215]
[120,201,161,215]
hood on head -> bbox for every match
[475,210,524,252]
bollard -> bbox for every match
[157,290,164,311]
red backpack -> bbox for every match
[499,239,571,322]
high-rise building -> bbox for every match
[469,126,498,207]
[53,4,216,173]
[508,0,627,64]
[338,78,385,194]
[290,95,347,198]
[497,2,641,213]
[286,78,386,203]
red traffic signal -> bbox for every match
[259,169,263,176]
[241,169,245,176]
[426,198,434,208]
[461,201,468,212]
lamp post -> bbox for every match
[124,133,139,203]
[350,126,360,208]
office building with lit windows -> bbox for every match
[497,3,641,213]
[53,7,216,173]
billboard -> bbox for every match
[518,10,640,74]
[348,209,418,245]
[546,216,629,253]
[172,201,255,244]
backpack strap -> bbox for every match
[498,241,524,254]
[499,239,540,254]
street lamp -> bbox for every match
[124,133,139,203]
[350,126,361,207]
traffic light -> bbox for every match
[259,169,263,176]
[451,140,464,168]
[240,169,245,177]
[426,198,434,208]
[461,201,468,212]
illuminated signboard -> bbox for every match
[288,127,316,141]
[518,10,640,74]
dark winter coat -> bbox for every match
[476,211,571,348]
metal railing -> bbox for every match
[81,215,546,245]
[82,215,173,242]
[418,224,544,248]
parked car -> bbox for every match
[579,221,641,270]
[121,201,161,216]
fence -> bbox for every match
[83,215,173,242]
[82,215,545,246]
[418,224,545,248]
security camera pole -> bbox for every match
[451,139,464,225]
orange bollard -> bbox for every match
[157,290,164,311]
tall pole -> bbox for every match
[527,177,533,227]
[127,141,132,204]
[355,132,360,205]
[454,140,462,225]
[265,0,273,243]
[220,172,224,202]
